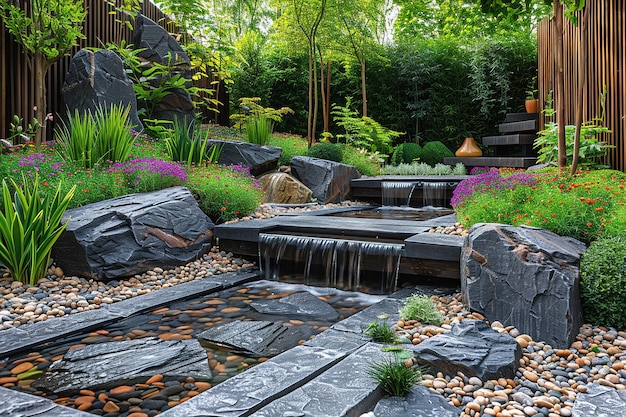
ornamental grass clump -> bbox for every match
[399,294,445,326]
[452,168,626,244]
[368,358,424,397]
[0,175,75,285]
[364,320,398,344]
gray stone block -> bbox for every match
[374,386,461,417]
[291,156,361,203]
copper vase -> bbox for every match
[455,137,482,157]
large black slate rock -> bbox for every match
[461,223,585,348]
[62,49,142,131]
[250,292,339,320]
[132,14,194,124]
[373,386,461,417]
[411,319,522,380]
[53,186,214,279]
[290,156,361,203]
[208,139,281,177]
[197,320,314,357]
[32,337,211,395]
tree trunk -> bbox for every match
[571,6,588,175]
[361,58,367,117]
[554,1,567,171]
[312,47,319,143]
[33,51,47,147]
[325,60,331,133]
[319,51,328,134]
[307,48,314,147]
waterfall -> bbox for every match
[422,182,448,207]
[381,181,417,206]
[259,233,403,294]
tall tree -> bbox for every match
[0,0,86,146]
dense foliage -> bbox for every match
[307,142,343,162]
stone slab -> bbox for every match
[0,271,260,357]
[33,338,211,395]
[331,298,404,335]
[0,386,93,417]
[572,383,626,417]
[373,386,461,417]
[197,320,288,357]
[304,328,370,352]
[249,291,339,320]
[251,343,391,417]
[404,233,464,261]
[159,345,347,417]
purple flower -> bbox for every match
[108,158,188,183]
[451,169,538,207]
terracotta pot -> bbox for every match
[525,99,539,113]
[455,137,482,157]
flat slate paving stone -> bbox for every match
[198,320,314,357]
[249,291,339,320]
[32,337,212,395]
[0,270,260,357]
[159,345,347,417]
[373,386,461,417]
[0,386,93,417]
[330,297,404,334]
[251,342,392,417]
[305,327,370,352]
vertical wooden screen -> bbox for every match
[538,0,626,172]
[1,0,223,141]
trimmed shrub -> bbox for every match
[420,141,454,166]
[308,142,343,162]
[580,236,626,329]
[391,142,422,166]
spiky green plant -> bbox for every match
[399,294,445,325]
[368,358,424,397]
[364,320,398,344]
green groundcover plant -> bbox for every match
[399,294,445,325]
[452,168,626,244]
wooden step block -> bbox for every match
[506,112,540,123]
[444,156,537,168]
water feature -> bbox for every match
[259,233,403,294]
[329,206,454,221]
[422,181,448,207]
[380,180,455,207]
[381,181,417,206]
[0,280,380,415]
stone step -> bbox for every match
[505,112,540,123]
[498,119,538,133]
[443,156,537,168]
[482,134,537,146]
[404,233,464,262]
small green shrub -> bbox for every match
[268,133,309,166]
[164,120,223,166]
[308,142,343,162]
[368,359,423,397]
[245,114,274,145]
[341,145,381,176]
[381,162,466,176]
[399,294,445,325]
[364,321,398,344]
[420,141,454,166]
[391,142,422,166]
[185,164,264,223]
[580,236,626,329]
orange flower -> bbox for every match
[220,207,226,211]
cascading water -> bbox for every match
[259,233,403,294]
[381,181,417,206]
[422,181,448,207]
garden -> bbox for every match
[1,0,626,416]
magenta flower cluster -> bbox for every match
[108,158,188,184]
[17,153,65,177]
[451,168,539,207]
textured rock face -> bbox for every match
[32,338,211,395]
[374,386,461,417]
[259,172,312,204]
[53,187,214,279]
[250,292,339,320]
[290,156,361,203]
[412,319,522,380]
[572,383,626,416]
[461,223,586,348]
[62,49,142,131]
[208,139,282,177]
[132,14,194,124]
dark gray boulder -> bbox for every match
[208,139,282,177]
[53,186,214,279]
[374,386,461,417]
[290,156,361,203]
[62,49,142,131]
[461,223,585,348]
[411,319,522,380]
[32,337,211,395]
[132,14,194,124]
